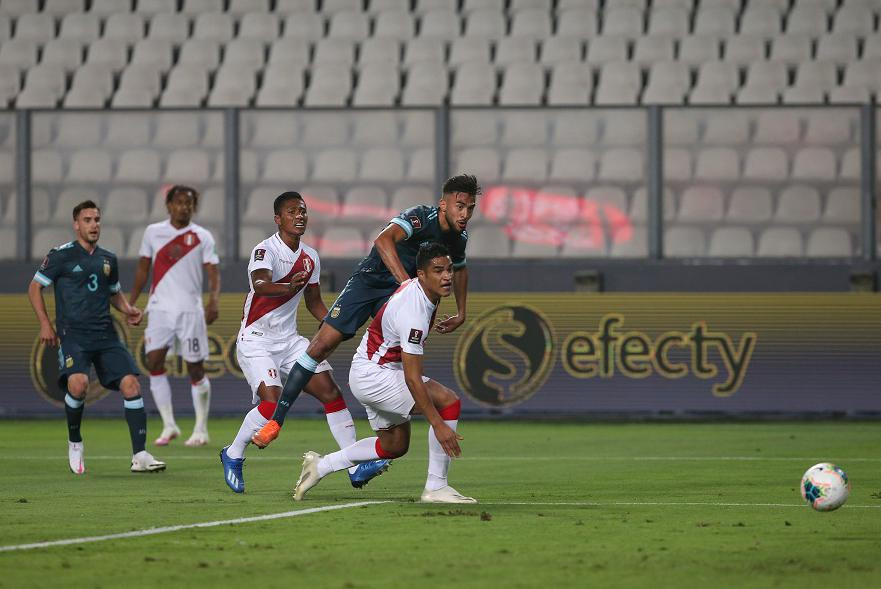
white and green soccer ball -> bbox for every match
[800,463,850,512]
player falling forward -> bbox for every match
[129,185,221,447]
[220,191,389,493]
[28,200,165,474]
[252,174,480,448]
[293,243,475,504]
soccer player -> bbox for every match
[27,200,165,474]
[219,191,389,493]
[293,242,475,504]
[252,174,480,448]
[128,185,220,447]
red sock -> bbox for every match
[323,397,347,414]
[257,401,276,420]
[375,438,395,459]
[438,399,461,420]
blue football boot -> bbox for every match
[220,446,245,493]
[349,459,391,489]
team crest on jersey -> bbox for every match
[39,256,49,271]
[65,355,73,368]
[331,306,341,318]
[267,368,278,379]
[408,328,423,344]
[254,248,266,261]
[303,258,312,273]
[102,259,111,276]
[184,232,195,246]
[409,215,422,229]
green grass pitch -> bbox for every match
[1,418,880,588]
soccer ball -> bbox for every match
[800,463,850,512]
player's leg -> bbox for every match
[144,312,180,445]
[95,340,165,472]
[413,380,475,504]
[59,338,91,474]
[181,311,211,446]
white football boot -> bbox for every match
[292,451,323,501]
[184,430,210,447]
[420,485,477,504]
[68,441,85,474]
[131,450,167,472]
[154,425,180,446]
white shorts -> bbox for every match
[145,309,209,363]
[236,331,332,403]
[349,357,430,431]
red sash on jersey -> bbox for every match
[151,231,201,292]
[243,249,315,327]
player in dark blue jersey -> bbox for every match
[252,174,480,449]
[27,200,166,475]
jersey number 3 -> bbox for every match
[87,273,98,292]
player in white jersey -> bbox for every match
[219,191,389,494]
[129,185,221,447]
[292,242,476,504]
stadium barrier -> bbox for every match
[2,292,879,417]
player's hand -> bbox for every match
[204,301,219,325]
[288,271,308,294]
[39,323,59,347]
[433,421,463,458]
[435,314,465,334]
[126,306,143,327]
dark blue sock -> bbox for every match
[64,393,84,443]
[272,356,317,426]
[124,396,147,454]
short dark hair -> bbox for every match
[165,184,199,208]
[416,242,450,271]
[274,191,304,215]
[72,200,100,220]
[442,174,481,198]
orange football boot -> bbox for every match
[251,419,281,449]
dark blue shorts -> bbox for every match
[58,334,140,391]
[323,272,398,340]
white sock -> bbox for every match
[426,420,458,491]
[317,437,381,478]
[227,406,266,460]
[325,407,358,474]
[191,377,211,434]
[149,373,176,430]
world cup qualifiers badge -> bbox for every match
[102,259,111,276]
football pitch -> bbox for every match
[1,418,879,588]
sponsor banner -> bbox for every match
[1,293,880,416]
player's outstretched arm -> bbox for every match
[374,223,411,284]
[111,292,143,327]
[435,265,469,334]
[204,263,220,325]
[251,269,307,297]
[128,256,151,307]
[27,280,59,347]
[403,352,462,457]
[303,282,328,322]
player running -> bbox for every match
[293,242,475,504]
[220,191,389,493]
[252,174,480,448]
[129,185,221,447]
[28,200,165,474]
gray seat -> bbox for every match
[806,228,852,257]
[664,226,706,257]
[727,187,772,223]
[757,226,804,257]
[775,185,821,224]
[708,227,754,257]
[678,186,724,222]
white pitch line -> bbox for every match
[479,501,881,509]
[0,501,388,553]
[4,455,881,462]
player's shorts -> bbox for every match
[349,357,430,431]
[323,272,398,340]
[144,309,209,362]
[58,334,140,391]
[236,331,332,403]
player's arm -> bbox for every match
[402,351,462,457]
[436,265,468,334]
[128,256,151,307]
[27,280,59,347]
[373,223,411,284]
[303,282,328,322]
[110,291,143,327]
[250,268,308,297]
[204,262,220,325]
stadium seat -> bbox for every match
[702,112,750,144]
[791,148,837,182]
[419,10,461,40]
[268,38,311,69]
[465,225,510,257]
[695,148,739,181]
[806,227,852,256]
[824,187,861,224]
[775,185,821,223]
[352,63,400,106]
[603,6,643,37]
[708,227,754,257]
[770,35,813,65]
[85,39,129,73]
[664,148,692,181]
[239,13,279,40]
[319,227,370,258]
[391,186,433,212]
[452,111,497,146]
[551,111,599,146]
[753,111,800,145]
[510,9,552,39]
[679,36,721,65]
[584,185,627,213]
[312,149,358,183]
[499,63,544,105]
[360,38,401,67]
[304,63,353,107]
[327,11,370,41]
[664,226,705,257]
[757,226,803,257]
[262,149,308,183]
[677,186,724,222]
[115,149,161,183]
[59,14,101,44]
[282,13,325,41]
[632,36,675,66]
[374,10,415,40]
[833,5,874,36]
[743,147,788,181]
[33,228,78,256]
[547,148,596,182]
[793,62,838,94]
[740,6,782,38]
[14,13,55,44]
[56,114,103,148]
[586,36,628,65]
[138,0,177,15]
[40,39,84,75]
[500,111,547,146]
[501,148,548,183]
[724,36,767,65]
[450,61,496,105]
[598,148,643,182]
[454,147,500,181]
[547,61,593,104]
[450,40,491,68]
[694,7,736,36]
[166,149,211,183]
[541,37,583,65]
[556,8,598,38]
[370,0,410,12]
[3,188,50,225]
[105,188,150,227]
[405,147,434,181]
[664,111,699,145]
[594,62,641,105]
[648,7,689,37]
[727,187,773,223]
[53,189,102,225]
[360,148,405,182]
[815,33,858,65]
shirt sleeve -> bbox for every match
[247,244,274,275]
[108,256,121,293]
[308,251,321,285]
[396,296,431,356]
[138,227,153,259]
[201,229,220,265]
[450,232,468,269]
[33,249,62,287]
[389,206,429,240]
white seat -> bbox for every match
[0,39,38,70]
[828,85,870,104]
[647,7,688,37]
[153,113,201,147]
[743,147,788,181]
[806,228,852,257]
[753,111,800,145]
[597,148,643,182]
[465,225,510,257]
[695,147,739,181]
[770,35,813,65]
[404,38,445,67]
[708,227,754,257]
[678,186,724,222]
[137,0,177,14]
[360,148,405,182]
[115,149,161,183]
[339,187,390,224]
[419,9,461,40]
[594,61,641,105]
[664,226,705,257]
[703,112,750,144]
[165,149,211,184]
[450,61,496,105]
[664,148,692,181]
[548,148,597,182]
[131,39,173,72]
[452,111,498,146]
[176,40,219,73]
[262,149,308,183]
[406,148,434,182]
[632,36,674,66]
[105,188,150,227]
[34,229,79,257]
[824,187,861,224]
[690,61,737,104]
[500,111,547,146]
[782,85,825,105]
[304,63,352,107]
[601,111,646,145]
[86,39,129,73]
[14,13,55,44]
[148,13,191,44]
[454,147,500,182]
[373,10,415,40]
[370,0,410,12]
[694,7,735,36]
[724,35,766,65]
[838,147,861,181]
[586,36,628,65]
[739,7,782,38]
[743,60,789,94]
[833,6,874,36]
[192,13,234,43]
[328,10,370,41]
[352,113,399,146]
[449,38,491,69]
[312,149,358,183]
[603,6,643,37]
[727,187,773,223]
[541,37,583,65]
[224,39,266,71]
[786,6,828,36]
[464,8,506,40]
[496,37,537,67]
[665,111,699,145]
[59,13,100,44]
[56,114,103,147]
[105,114,151,146]
[502,148,548,183]
[510,8,551,39]
[268,38,311,69]
[319,227,370,258]
[804,110,853,145]
[248,114,299,148]
[302,114,349,146]
[643,61,690,104]
[182,0,223,12]
[283,13,325,42]
[794,62,837,93]
[41,39,84,73]
[556,8,598,38]
[757,227,803,257]
[791,148,837,181]
[67,150,112,184]
[776,185,821,223]
[815,34,858,65]
[499,62,544,105]
[679,36,721,66]
[546,61,593,105]
[239,13,279,40]
[360,38,401,68]
[843,61,881,95]
[53,188,102,225]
